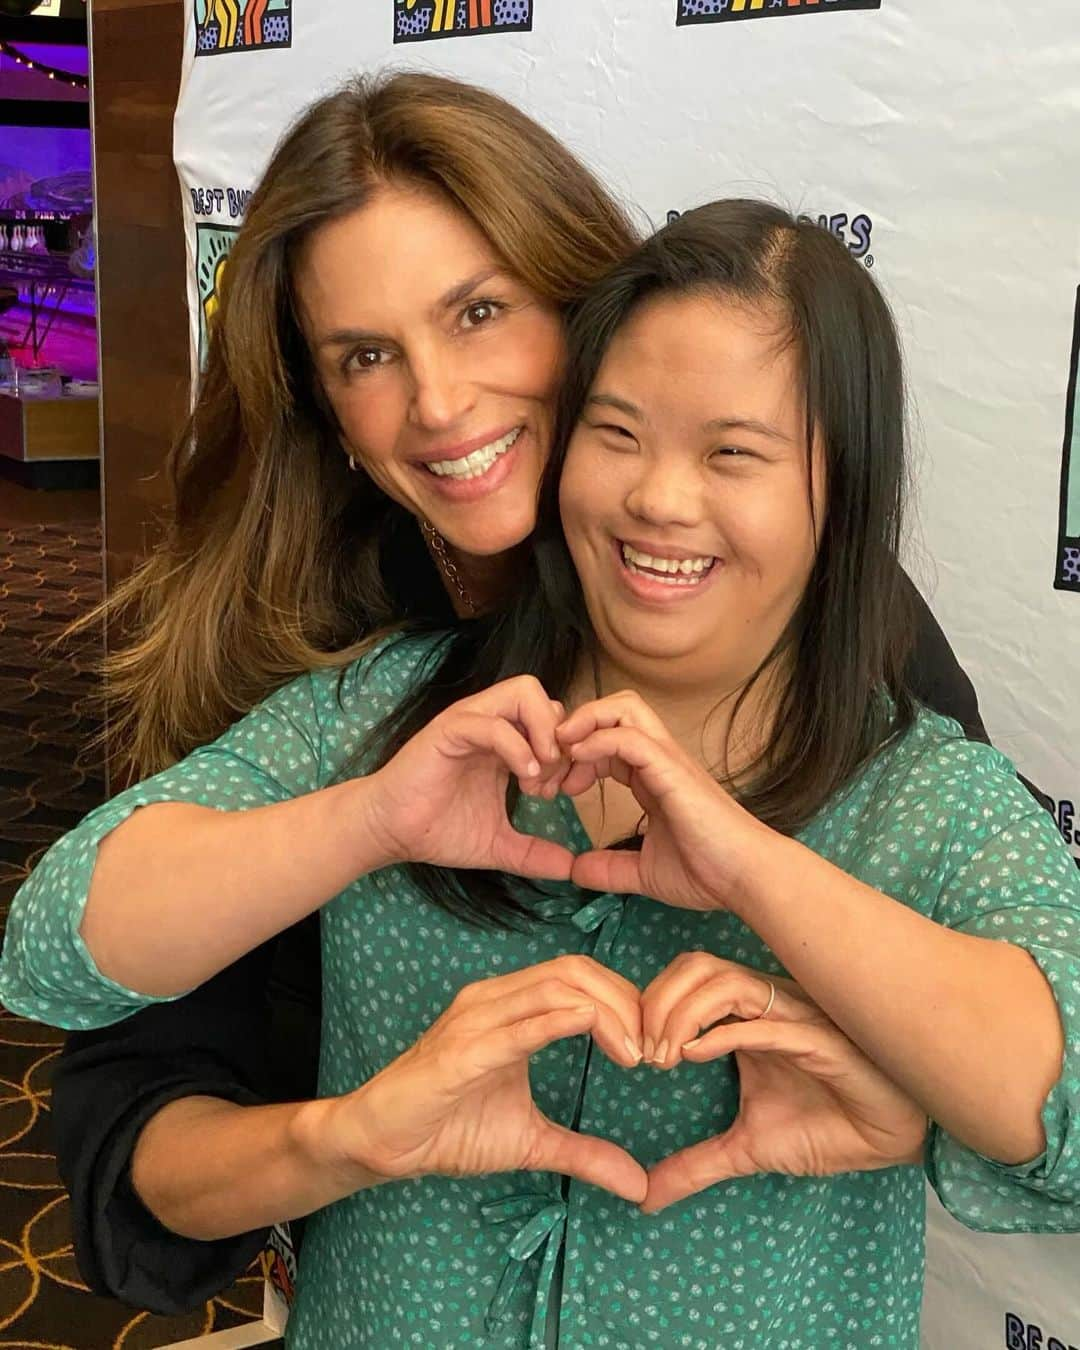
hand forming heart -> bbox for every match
[315,950,926,1217]
[366,678,768,916]
[635,952,928,1212]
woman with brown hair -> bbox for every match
[39,73,992,1319]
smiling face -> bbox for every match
[295,183,565,558]
[559,291,826,701]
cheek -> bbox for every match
[495,318,565,402]
[558,447,599,548]
[331,379,408,465]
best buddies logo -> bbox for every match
[678,0,881,24]
[667,207,875,266]
[1006,1311,1078,1350]
[394,0,532,42]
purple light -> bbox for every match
[3,44,88,78]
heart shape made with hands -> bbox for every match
[538,952,928,1215]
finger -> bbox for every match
[534,1117,648,1204]
[567,727,682,805]
[558,758,601,798]
[534,752,574,800]
[681,1017,844,1070]
[467,977,638,1070]
[556,692,670,749]
[447,711,542,782]
[639,953,727,1066]
[469,955,644,1066]
[474,1002,600,1072]
[478,995,639,1075]
[508,681,563,768]
[653,972,792,1069]
[570,848,643,897]
[642,1129,751,1213]
[492,829,576,882]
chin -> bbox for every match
[444,521,534,558]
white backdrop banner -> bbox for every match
[174,3,1080,1346]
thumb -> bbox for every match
[642,1127,754,1214]
[493,831,576,880]
[571,849,642,895]
[533,1117,648,1204]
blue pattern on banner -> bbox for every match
[394,0,532,44]
[677,0,881,24]
[194,0,292,55]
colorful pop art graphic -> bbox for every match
[678,0,880,24]
[394,0,532,43]
[195,0,291,54]
[195,224,240,368]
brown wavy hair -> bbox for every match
[94,71,638,777]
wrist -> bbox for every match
[720,820,806,922]
[288,1093,388,1195]
[327,773,403,876]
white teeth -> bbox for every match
[620,543,715,585]
[426,427,522,479]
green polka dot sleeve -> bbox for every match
[923,759,1080,1231]
[0,670,328,1030]
[0,635,435,1034]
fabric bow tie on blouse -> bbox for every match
[481,889,629,1343]
[481,1192,568,1344]
[532,890,627,965]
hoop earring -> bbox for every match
[347,453,360,472]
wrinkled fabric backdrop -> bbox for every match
[171,3,1080,1345]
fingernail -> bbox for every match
[624,1035,643,1065]
[654,1039,669,1067]
[642,1036,655,1062]
[526,759,540,777]
[682,1037,701,1051]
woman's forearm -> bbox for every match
[734,836,1065,1165]
[132,1094,382,1241]
[81,777,392,996]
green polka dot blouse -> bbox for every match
[3,634,1080,1349]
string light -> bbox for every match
[0,40,88,90]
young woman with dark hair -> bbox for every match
[4,201,1077,1348]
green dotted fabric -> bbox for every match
[2,634,1080,1349]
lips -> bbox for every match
[619,541,717,587]
[422,427,523,482]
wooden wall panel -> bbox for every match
[92,0,190,586]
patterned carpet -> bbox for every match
[0,522,264,1348]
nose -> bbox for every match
[407,340,477,432]
[624,452,705,529]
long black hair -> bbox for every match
[358,199,916,928]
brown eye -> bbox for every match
[461,300,504,329]
[344,348,386,375]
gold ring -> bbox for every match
[755,980,776,1021]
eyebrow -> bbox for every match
[315,267,510,352]
[588,394,791,444]
[703,415,793,444]
[587,393,649,423]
